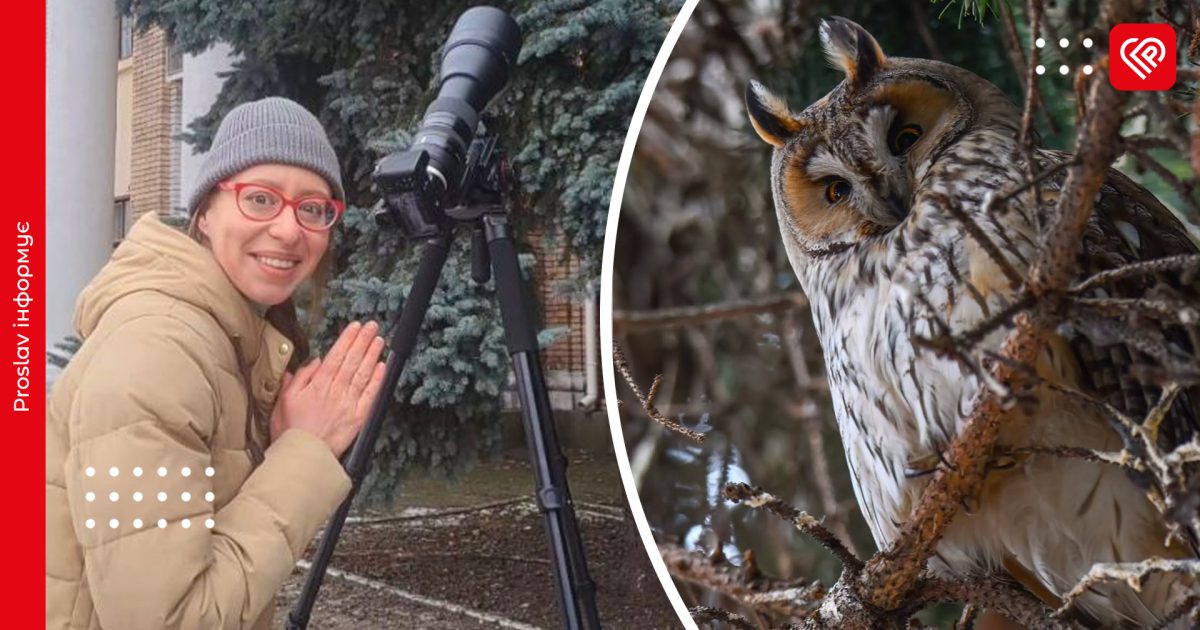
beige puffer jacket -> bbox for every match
[46,212,351,629]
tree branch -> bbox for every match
[918,574,1081,630]
[724,483,864,574]
[1055,558,1200,618]
[614,293,809,333]
[613,345,708,442]
[690,605,759,629]
[661,543,826,620]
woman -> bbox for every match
[46,97,386,629]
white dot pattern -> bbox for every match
[1026,37,1090,79]
[80,462,217,532]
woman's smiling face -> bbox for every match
[198,163,333,306]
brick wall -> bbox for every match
[529,228,586,371]
[128,25,176,221]
[526,227,596,410]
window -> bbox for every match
[119,15,133,60]
[166,37,183,216]
[169,83,184,217]
[166,40,183,78]
[113,198,130,247]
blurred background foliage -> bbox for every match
[612,0,1197,627]
[120,0,681,502]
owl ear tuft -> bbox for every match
[746,80,804,148]
[819,16,886,85]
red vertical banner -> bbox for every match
[6,0,46,626]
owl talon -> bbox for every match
[989,454,1018,470]
[936,449,958,473]
[905,453,940,478]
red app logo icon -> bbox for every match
[1109,23,1176,91]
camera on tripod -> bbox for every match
[373,6,520,238]
[290,8,602,630]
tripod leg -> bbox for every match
[484,214,603,630]
[287,231,455,630]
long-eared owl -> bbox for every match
[746,16,1199,627]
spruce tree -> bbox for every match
[121,0,681,499]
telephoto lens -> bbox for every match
[439,6,522,111]
[414,6,522,196]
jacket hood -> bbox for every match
[73,213,269,363]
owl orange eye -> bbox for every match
[890,124,922,155]
[824,179,851,204]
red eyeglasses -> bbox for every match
[217,181,344,231]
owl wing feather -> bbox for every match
[1037,148,1200,519]
[986,151,1200,614]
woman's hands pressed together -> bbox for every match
[269,321,387,457]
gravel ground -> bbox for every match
[271,449,682,629]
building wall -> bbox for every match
[114,58,132,199]
[45,0,118,366]
[180,42,236,210]
[128,25,175,221]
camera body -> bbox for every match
[372,7,521,238]
[374,149,446,238]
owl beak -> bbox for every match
[883,193,909,223]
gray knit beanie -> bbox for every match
[186,96,344,216]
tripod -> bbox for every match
[286,202,602,630]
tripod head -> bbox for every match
[442,131,508,224]
[446,132,508,285]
